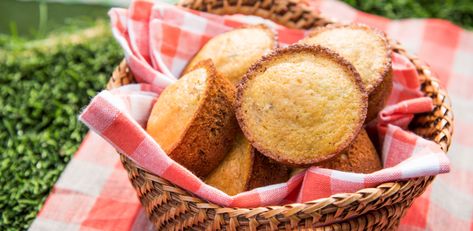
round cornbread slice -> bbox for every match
[236,44,368,166]
[146,60,238,178]
[205,131,289,195]
[317,129,382,173]
[182,24,276,86]
[205,131,253,195]
[299,24,392,122]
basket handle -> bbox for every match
[178,0,332,29]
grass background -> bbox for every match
[0,23,122,230]
[1,0,472,230]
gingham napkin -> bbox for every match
[77,0,450,208]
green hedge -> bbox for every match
[0,25,122,230]
[344,0,473,30]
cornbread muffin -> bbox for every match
[247,149,291,190]
[290,129,382,175]
[205,132,253,195]
[318,129,382,173]
[299,24,392,122]
[368,71,393,121]
[182,24,276,86]
[205,131,289,195]
[147,60,238,177]
[236,44,368,166]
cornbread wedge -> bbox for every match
[182,24,276,86]
[205,131,290,195]
[300,24,392,122]
[247,149,290,190]
[317,129,382,173]
[236,44,368,166]
[205,131,253,195]
[147,60,238,177]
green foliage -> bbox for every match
[343,0,473,29]
[0,27,122,230]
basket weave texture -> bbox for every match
[106,0,454,229]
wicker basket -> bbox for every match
[106,0,454,229]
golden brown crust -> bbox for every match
[205,133,289,195]
[306,24,393,122]
[181,24,277,85]
[236,44,368,166]
[317,129,382,173]
[204,131,254,195]
[366,70,393,122]
[308,23,392,94]
[246,149,290,190]
[149,59,238,178]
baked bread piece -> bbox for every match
[247,149,290,190]
[317,129,382,173]
[236,44,368,166]
[182,24,276,86]
[205,131,289,195]
[299,24,392,122]
[289,129,382,175]
[205,131,253,195]
[147,60,238,177]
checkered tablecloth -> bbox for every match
[30,0,473,230]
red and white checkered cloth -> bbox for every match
[30,0,473,230]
